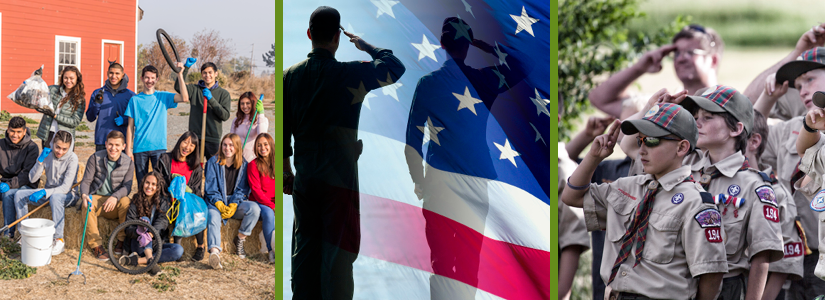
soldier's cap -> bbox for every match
[621,103,698,151]
[680,85,754,135]
[309,6,340,34]
[777,47,825,88]
[442,17,474,41]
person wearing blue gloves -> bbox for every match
[174,58,232,161]
[125,63,189,184]
[12,130,78,255]
[0,116,40,239]
[87,62,136,152]
[204,133,255,269]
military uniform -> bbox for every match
[283,21,406,300]
[583,166,727,299]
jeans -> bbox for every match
[133,149,165,184]
[13,190,74,239]
[207,201,261,252]
[259,203,274,252]
[126,238,184,263]
[2,187,29,238]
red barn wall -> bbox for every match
[0,0,137,113]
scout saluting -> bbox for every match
[562,102,727,300]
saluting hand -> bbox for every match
[342,28,370,52]
[635,45,677,74]
[587,120,621,160]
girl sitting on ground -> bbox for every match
[120,172,183,274]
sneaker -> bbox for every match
[51,238,64,256]
[269,250,275,264]
[92,245,110,261]
[209,251,222,270]
[234,236,246,259]
[148,264,161,276]
[192,247,205,261]
[114,240,124,256]
[119,252,138,266]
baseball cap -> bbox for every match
[777,47,825,88]
[621,103,698,151]
[309,6,340,34]
[680,85,754,135]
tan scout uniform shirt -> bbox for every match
[763,166,804,280]
[764,116,822,250]
[795,135,825,253]
[559,166,590,251]
[583,166,727,299]
[685,151,784,276]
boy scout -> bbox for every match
[678,85,784,300]
[754,44,825,300]
[746,110,804,299]
[282,6,406,300]
[562,103,727,300]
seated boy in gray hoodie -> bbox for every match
[12,130,77,256]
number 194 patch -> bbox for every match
[755,185,778,207]
[785,242,804,258]
[764,205,780,223]
[705,228,722,243]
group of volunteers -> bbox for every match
[0,57,273,274]
[560,23,825,300]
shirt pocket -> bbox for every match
[607,192,638,244]
[723,214,745,254]
[642,211,682,264]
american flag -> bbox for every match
[284,0,550,299]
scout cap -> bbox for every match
[621,103,698,151]
[777,47,825,88]
[680,85,754,135]
[309,6,340,35]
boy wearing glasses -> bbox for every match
[620,86,783,300]
[588,24,724,118]
[562,102,727,300]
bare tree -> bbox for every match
[190,29,234,72]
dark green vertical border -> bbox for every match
[550,0,558,298]
[275,0,284,297]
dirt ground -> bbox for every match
[0,86,277,299]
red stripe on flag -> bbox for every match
[358,193,550,299]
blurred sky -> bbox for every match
[137,0,276,73]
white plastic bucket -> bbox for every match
[18,218,55,267]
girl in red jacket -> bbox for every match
[248,133,275,263]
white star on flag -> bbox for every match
[493,69,506,88]
[347,23,364,37]
[510,6,539,37]
[363,92,378,110]
[461,0,475,18]
[530,123,545,145]
[494,138,521,167]
[377,74,403,101]
[348,81,369,105]
[495,42,509,69]
[451,16,473,41]
[530,88,550,117]
[412,34,440,62]
[453,86,483,115]
[418,116,445,146]
[371,0,400,19]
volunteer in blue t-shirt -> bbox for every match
[125,63,189,184]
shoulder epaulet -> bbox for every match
[700,192,714,204]
[757,171,772,183]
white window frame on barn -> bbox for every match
[54,35,81,85]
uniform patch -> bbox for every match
[700,192,714,204]
[694,209,722,228]
[755,185,778,207]
[812,190,825,212]
[764,205,780,223]
[784,242,804,258]
[728,185,741,196]
[705,228,723,243]
[672,193,684,204]
[644,105,659,118]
